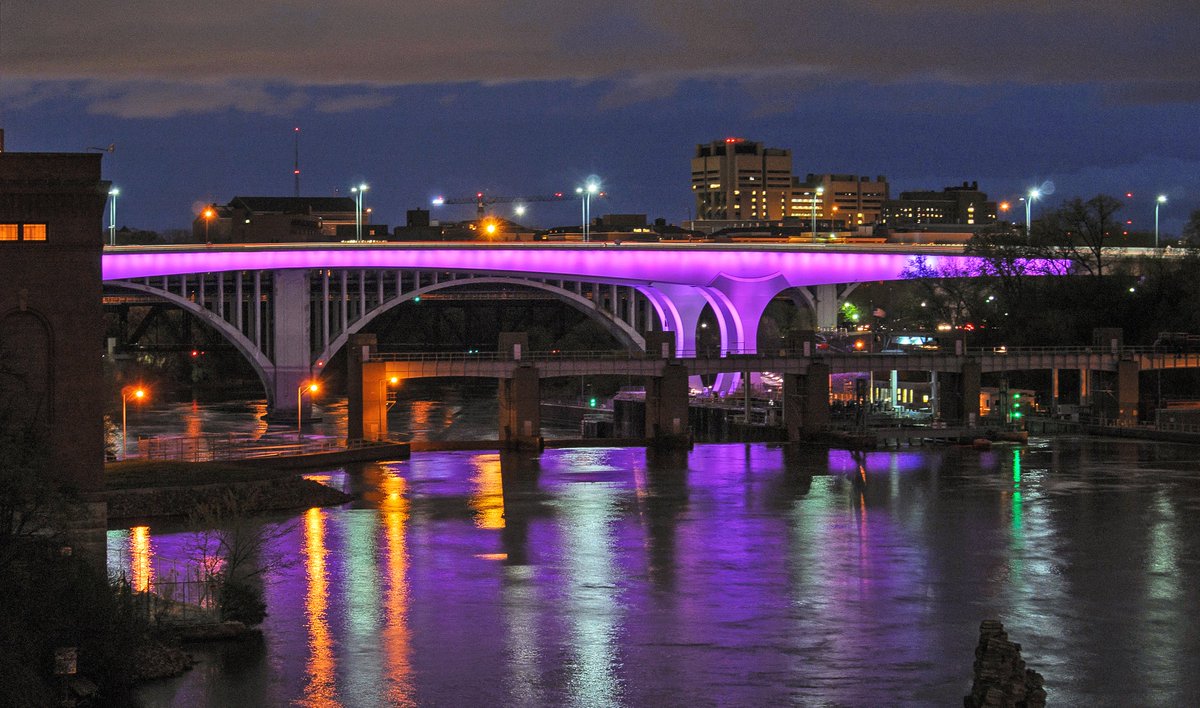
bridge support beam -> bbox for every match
[499,366,542,450]
[268,270,313,420]
[1117,359,1139,426]
[347,333,377,440]
[645,363,690,446]
[784,363,830,440]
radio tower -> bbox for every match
[292,126,301,197]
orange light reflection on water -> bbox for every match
[302,507,337,706]
[469,455,506,530]
[131,525,152,593]
[381,470,415,706]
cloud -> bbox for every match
[2,0,1196,116]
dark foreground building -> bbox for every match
[0,133,108,556]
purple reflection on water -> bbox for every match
[122,441,1200,705]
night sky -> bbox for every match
[2,1,1196,233]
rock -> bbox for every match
[135,641,195,681]
[964,620,1046,708]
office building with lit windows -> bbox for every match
[796,173,889,227]
[691,139,793,220]
[691,139,888,230]
[881,182,998,227]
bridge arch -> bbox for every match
[314,276,648,367]
[104,281,277,404]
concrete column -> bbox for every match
[1117,359,1139,426]
[1079,368,1090,408]
[269,269,313,418]
[784,362,830,440]
[930,371,939,419]
[340,271,348,334]
[347,333,378,440]
[217,272,225,320]
[360,361,389,441]
[645,363,690,445]
[235,272,243,332]
[813,283,840,331]
[1050,368,1059,415]
[499,366,542,449]
[321,271,330,354]
[252,271,262,349]
[961,360,982,426]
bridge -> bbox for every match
[348,336,1200,445]
[103,242,1051,418]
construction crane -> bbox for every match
[431,190,600,219]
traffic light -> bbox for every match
[589,397,598,408]
[1011,392,1022,420]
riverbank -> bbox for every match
[105,460,352,524]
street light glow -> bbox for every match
[1155,194,1168,248]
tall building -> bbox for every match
[691,139,888,229]
[691,139,793,220]
[881,182,998,227]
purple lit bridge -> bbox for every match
[101,242,1030,419]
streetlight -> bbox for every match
[811,185,825,243]
[298,381,320,441]
[378,375,399,438]
[1156,195,1168,248]
[576,179,600,242]
[202,206,216,246]
[351,183,369,242]
[1024,188,1041,237]
[108,188,119,246]
[121,386,147,459]
[514,204,527,218]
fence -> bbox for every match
[118,565,221,624]
[134,433,345,462]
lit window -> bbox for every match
[0,224,17,241]
[23,224,47,241]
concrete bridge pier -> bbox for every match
[1117,359,1140,426]
[499,366,542,450]
[783,363,831,440]
[938,360,982,426]
[498,333,542,449]
[645,363,690,446]
[347,333,378,440]
[266,270,314,422]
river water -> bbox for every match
[109,385,1200,706]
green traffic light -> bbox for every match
[589,397,597,408]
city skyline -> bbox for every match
[1,1,1195,232]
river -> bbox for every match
[109,385,1200,705]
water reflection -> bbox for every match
[380,470,415,706]
[119,440,1200,706]
[131,525,153,592]
[302,508,336,706]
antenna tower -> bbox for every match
[293,127,301,197]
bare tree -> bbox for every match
[1035,195,1124,278]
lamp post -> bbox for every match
[298,381,319,442]
[1156,195,1168,248]
[378,376,399,439]
[351,184,369,242]
[1024,188,1041,237]
[108,188,119,246]
[202,206,215,246]
[121,386,147,460]
[576,180,600,242]
[811,185,824,243]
